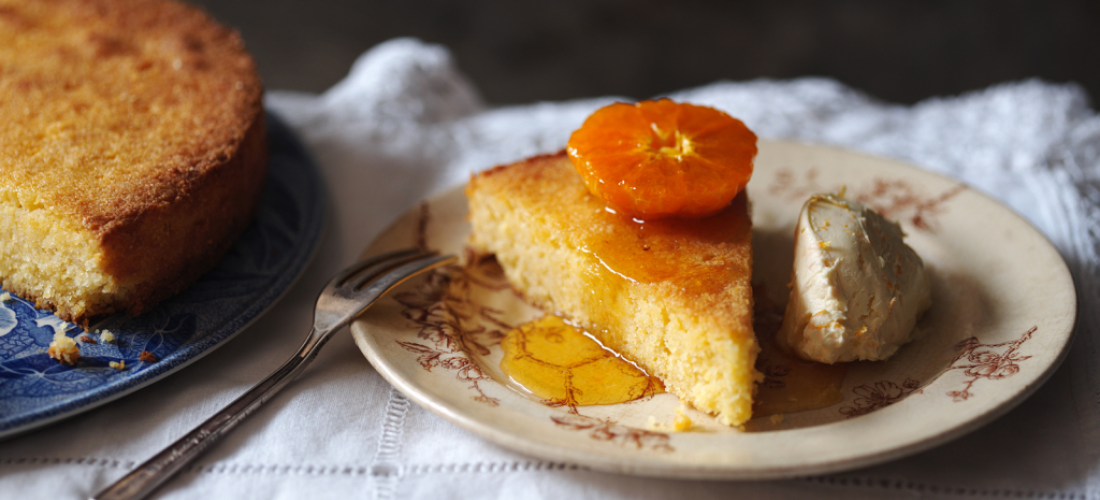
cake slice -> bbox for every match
[467,152,760,427]
[0,0,266,326]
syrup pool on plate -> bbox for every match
[500,315,663,407]
[500,313,848,420]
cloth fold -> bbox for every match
[2,37,1099,499]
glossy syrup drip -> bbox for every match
[500,288,848,419]
[753,338,848,417]
[500,315,663,408]
[572,193,754,353]
[586,192,751,294]
[752,284,848,417]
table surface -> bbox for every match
[192,0,1099,106]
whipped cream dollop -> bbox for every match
[777,193,932,364]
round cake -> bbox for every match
[0,0,266,326]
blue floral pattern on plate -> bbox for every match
[0,112,325,438]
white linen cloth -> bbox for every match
[3,38,1099,499]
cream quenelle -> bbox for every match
[777,193,932,363]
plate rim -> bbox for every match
[352,139,1077,479]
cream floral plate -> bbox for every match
[350,140,1076,479]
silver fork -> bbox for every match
[91,248,457,500]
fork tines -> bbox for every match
[342,249,454,292]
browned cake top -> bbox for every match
[0,0,263,233]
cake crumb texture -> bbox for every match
[47,331,79,365]
[467,153,760,426]
[0,0,266,325]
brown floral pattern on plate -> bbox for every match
[393,251,514,406]
[551,414,673,453]
[839,378,923,418]
[945,326,1036,402]
[766,167,965,233]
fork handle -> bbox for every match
[91,330,326,500]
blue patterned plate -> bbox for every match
[0,112,325,439]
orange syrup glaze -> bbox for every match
[751,285,848,417]
[587,192,751,295]
[500,315,663,407]
[753,337,848,417]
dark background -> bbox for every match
[191,0,1099,107]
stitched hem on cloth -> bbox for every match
[370,386,411,500]
[5,456,1091,499]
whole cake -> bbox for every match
[0,0,266,326]
[467,152,760,427]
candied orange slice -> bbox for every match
[567,99,757,219]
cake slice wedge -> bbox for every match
[467,152,760,427]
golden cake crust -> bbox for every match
[467,152,759,426]
[0,0,266,324]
